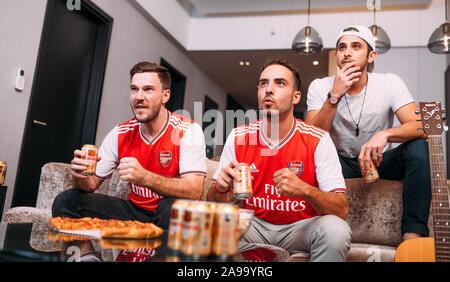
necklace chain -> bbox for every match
[344,75,368,137]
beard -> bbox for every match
[260,109,279,119]
[258,95,294,120]
[132,102,161,123]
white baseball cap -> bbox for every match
[337,25,375,51]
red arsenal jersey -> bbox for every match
[95,110,207,212]
[214,118,345,225]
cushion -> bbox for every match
[346,243,396,262]
[345,178,403,247]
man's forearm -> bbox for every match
[383,120,426,143]
[140,171,203,200]
[206,185,230,203]
[72,176,101,193]
[306,101,338,131]
[302,185,348,220]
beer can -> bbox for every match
[0,162,7,185]
[81,145,98,176]
[232,163,252,200]
[363,159,379,183]
[168,200,191,253]
[211,203,239,259]
[181,201,214,259]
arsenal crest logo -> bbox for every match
[288,160,304,177]
[159,151,172,168]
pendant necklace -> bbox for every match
[344,75,368,137]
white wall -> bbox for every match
[0,0,48,212]
[375,47,446,107]
[186,0,446,50]
[0,0,227,211]
[92,0,227,143]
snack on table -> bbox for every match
[49,217,163,239]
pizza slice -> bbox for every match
[49,217,163,239]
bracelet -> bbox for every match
[213,182,230,194]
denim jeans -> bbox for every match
[338,139,432,236]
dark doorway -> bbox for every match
[160,58,186,112]
[224,94,246,139]
[203,96,219,159]
[12,0,112,207]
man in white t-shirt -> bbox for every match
[52,62,206,230]
[306,26,431,242]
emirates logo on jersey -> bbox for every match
[288,160,304,177]
[159,151,172,168]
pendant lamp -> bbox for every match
[428,0,449,54]
[292,0,323,54]
[368,0,391,54]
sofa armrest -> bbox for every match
[35,162,74,210]
[2,207,51,223]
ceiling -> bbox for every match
[187,48,330,111]
[178,0,430,17]
[176,0,431,112]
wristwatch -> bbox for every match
[327,92,341,105]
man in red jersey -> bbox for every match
[208,57,351,261]
[52,62,206,230]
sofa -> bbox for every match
[2,160,435,262]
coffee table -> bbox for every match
[0,222,283,262]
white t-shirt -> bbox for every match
[307,72,415,158]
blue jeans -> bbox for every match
[338,139,431,236]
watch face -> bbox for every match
[329,96,338,104]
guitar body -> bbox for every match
[395,102,450,262]
[395,238,435,262]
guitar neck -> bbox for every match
[427,135,450,262]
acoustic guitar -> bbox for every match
[395,101,450,262]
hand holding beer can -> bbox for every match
[0,162,7,185]
[81,145,98,176]
[362,158,379,183]
[232,163,252,200]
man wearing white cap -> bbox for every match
[305,25,431,242]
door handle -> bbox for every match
[33,120,47,126]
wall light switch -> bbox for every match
[15,68,25,92]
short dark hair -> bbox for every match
[130,62,171,90]
[260,57,302,91]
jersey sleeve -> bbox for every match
[314,132,346,193]
[179,123,207,177]
[212,130,237,182]
[95,126,119,180]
